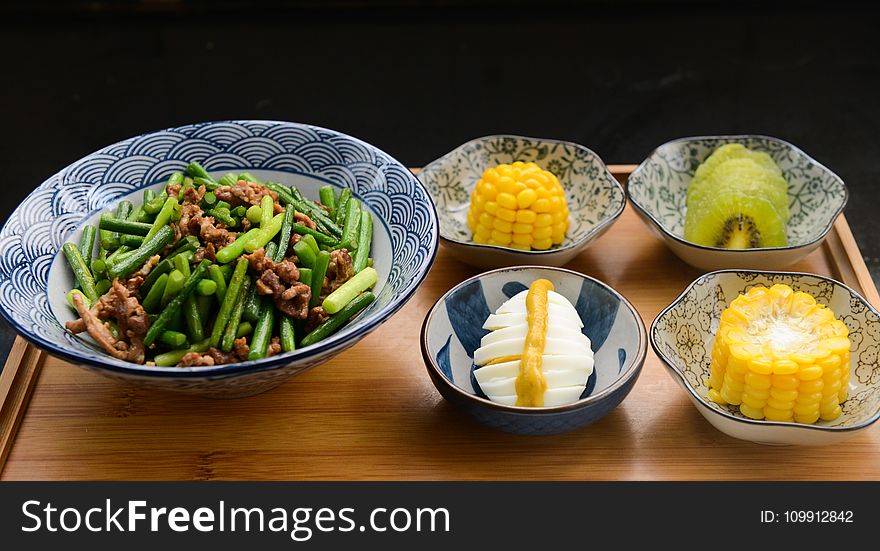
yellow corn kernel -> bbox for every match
[479,181,498,200]
[490,230,512,245]
[517,188,537,208]
[497,192,518,210]
[516,210,537,224]
[496,207,517,222]
[475,224,492,240]
[708,284,851,425]
[512,222,533,234]
[492,218,513,233]
[534,213,553,228]
[512,233,533,246]
[532,237,553,250]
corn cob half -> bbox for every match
[708,284,851,424]
[467,162,569,250]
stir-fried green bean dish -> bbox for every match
[63,163,378,367]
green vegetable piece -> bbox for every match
[161,270,185,308]
[206,208,237,227]
[202,191,217,207]
[310,250,331,308]
[99,213,152,236]
[280,317,296,352]
[91,258,107,276]
[260,194,274,228]
[273,207,296,262]
[293,239,316,268]
[319,185,337,213]
[107,225,174,280]
[238,172,262,184]
[353,210,373,273]
[142,272,169,313]
[143,260,211,347]
[79,225,97,269]
[236,321,253,338]
[243,213,285,253]
[290,223,337,246]
[231,205,247,218]
[242,276,261,323]
[143,197,177,244]
[196,279,217,296]
[183,294,204,343]
[245,205,262,224]
[221,276,250,352]
[340,199,361,251]
[209,265,228,302]
[66,289,92,311]
[218,173,238,187]
[335,188,352,226]
[159,330,188,349]
[215,228,262,264]
[209,258,249,348]
[185,162,217,185]
[153,338,210,367]
[247,298,275,360]
[301,233,319,255]
[301,292,375,347]
[298,268,313,289]
[95,278,112,296]
[322,266,378,314]
[62,242,99,303]
[141,258,173,297]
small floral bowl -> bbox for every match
[421,266,647,435]
[652,270,880,446]
[628,136,848,271]
[418,135,626,269]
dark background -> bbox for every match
[1,0,878,365]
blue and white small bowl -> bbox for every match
[652,270,880,446]
[0,120,439,398]
[628,136,848,271]
[421,266,647,435]
[418,135,626,269]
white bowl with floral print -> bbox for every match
[418,135,625,268]
[628,136,848,271]
[652,270,880,446]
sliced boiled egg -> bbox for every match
[473,284,594,407]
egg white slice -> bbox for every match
[474,355,594,396]
[497,290,577,313]
[479,323,590,349]
[483,305,582,330]
[484,387,589,407]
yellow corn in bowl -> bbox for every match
[708,284,851,424]
[466,162,569,251]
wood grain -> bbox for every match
[2,165,878,480]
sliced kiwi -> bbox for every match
[684,189,787,248]
[683,144,790,249]
[687,158,790,223]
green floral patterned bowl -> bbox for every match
[418,135,625,268]
[627,136,848,271]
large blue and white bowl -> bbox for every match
[421,266,647,435]
[0,120,438,397]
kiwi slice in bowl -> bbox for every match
[684,144,791,249]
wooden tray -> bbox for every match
[2,165,878,480]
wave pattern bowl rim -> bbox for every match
[651,269,880,435]
[418,134,627,258]
[420,265,648,415]
[0,119,439,380]
[627,134,848,254]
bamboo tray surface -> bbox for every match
[2,165,878,481]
